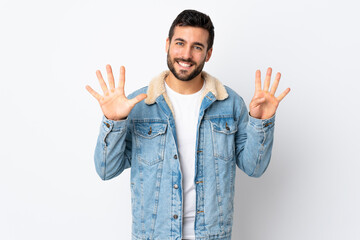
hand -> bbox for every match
[86,64,147,121]
[249,67,290,120]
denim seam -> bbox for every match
[250,125,266,177]
[194,231,232,239]
[228,160,235,227]
[214,158,224,233]
[203,114,234,120]
[102,145,107,180]
[150,162,163,238]
[196,120,206,232]
[101,129,110,180]
[139,164,145,237]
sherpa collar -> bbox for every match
[144,71,228,114]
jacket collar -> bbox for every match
[145,71,228,113]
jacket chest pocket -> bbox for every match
[210,117,238,161]
[134,122,167,166]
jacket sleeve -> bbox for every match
[94,116,132,180]
[235,100,275,177]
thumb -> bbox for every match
[128,93,147,107]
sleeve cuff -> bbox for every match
[101,115,128,132]
[248,113,275,129]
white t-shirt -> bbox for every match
[165,81,205,239]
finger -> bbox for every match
[255,70,261,91]
[118,66,125,95]
[106,64,115,90]
[263,67,272,91]
[96,70,108,94]
[270,72,281,95]
[128,93,147,107]
[85,85,102,101]
[276,88,291,102]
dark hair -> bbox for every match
[168,9,214,50]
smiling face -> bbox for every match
[166,26,213,81]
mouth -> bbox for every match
[176,60,194,69]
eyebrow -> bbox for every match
[174,38,205,48]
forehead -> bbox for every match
[171,26,209,46]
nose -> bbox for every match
[181,45,193,60]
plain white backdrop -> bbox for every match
[1,0,359,239]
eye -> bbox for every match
[175,42,184,46]
[194,46,203,51]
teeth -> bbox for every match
[178,61,191,67]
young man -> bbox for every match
[86,9,290,240]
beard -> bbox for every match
[167,51,206,81]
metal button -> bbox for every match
[105,123,110,128]
[173,214,178,219]
[173,154,178,159]
[174,184,178,189]
[264,122,273,127]
[148,127,152,135]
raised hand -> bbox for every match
[86,65,147,121]
[249,67,290,120]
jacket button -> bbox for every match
[173,214,178,219]
[173,154,178,159]
[174,184,178,189]
[105,123,110,128]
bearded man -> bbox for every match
[86,9,290,240]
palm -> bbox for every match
[98,87,133,121]
[249,68,290,120]
[86,65,147,121]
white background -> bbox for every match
[1,0,359,239]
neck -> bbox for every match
[165,72,204,95]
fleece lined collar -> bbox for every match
[144,71,228,114]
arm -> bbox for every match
[235,107,275,177]
[94,117,132,180]
[236,67,290,177]
[86,65,146,180]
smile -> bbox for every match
[176,60,194,69]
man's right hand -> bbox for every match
[86,64,147,121]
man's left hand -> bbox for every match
[249,67,290,120]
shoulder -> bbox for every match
[127,86,148,99]
[218,85,248,119]
[223,85,246,106]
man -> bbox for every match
[86,9,290,240]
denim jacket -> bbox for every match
[94,71,275,240]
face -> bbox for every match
[166,26,213,81]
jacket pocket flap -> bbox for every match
[210,118,238,134]
[134,122,167,139]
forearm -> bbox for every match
[236,114,275,177]
[94,116,131,180]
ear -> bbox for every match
[166,37,170,53]
[205,48,213,62]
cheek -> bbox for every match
[170,47,182,56]
[194,53,207,63]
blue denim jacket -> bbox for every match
[94,71,275,240]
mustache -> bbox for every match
[174,58,196,65]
